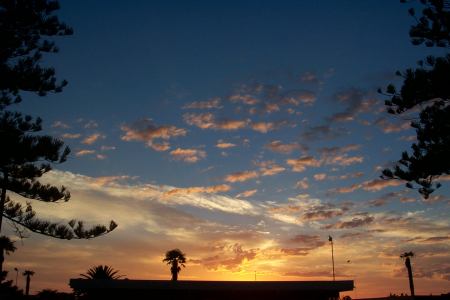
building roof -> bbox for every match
[69,279,354,292]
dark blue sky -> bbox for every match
[8,1,450,296]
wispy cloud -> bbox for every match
[165,184,231,196]
[75,149,95,156]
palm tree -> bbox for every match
[23,270,34,296]
[400,251,415,298]
[163,249,186,281]
[80,265,124,280]
[0,236,16,274]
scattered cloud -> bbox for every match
[265,140,307,154]
[229,94,259,105]
[170,148,206,163]
[121,118,187,151]
[75,149,95,156]
[52,121,70,129]
[236,189,258,198]
[61,133,81,139]
[224,170,259,183]
[256,160,286,176]
[375,117,411,133]
[216,140,237,149]
[183,113,248,130]
[295,177,309,189]
[182,97,222,109]
[286,156,321,172]
[313,173,327,181]
[82,133,104,145]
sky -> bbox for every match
[3,0,450,298]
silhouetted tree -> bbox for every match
[36,289,74,300]
[80,265,124,280]
[163,249,186,281]
[400,252,415,299]
[0,0,73,109]
[0,0,118,275]
[22,270,34,296]
[380,0,450,198]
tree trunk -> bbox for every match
[405,257,415,298]
[171,261,178,281]
[0,181,7,276]
[25,274,31,296]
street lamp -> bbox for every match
[329,236,335,281]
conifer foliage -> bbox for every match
[0,0,117,275]
[380,0,450,198]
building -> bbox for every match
[70,279,354,300]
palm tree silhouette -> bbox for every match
[80,265,124,279]
[163,249,186,281]
[400,251,415,298]
[0,236,16,275]
[22,270,34,296]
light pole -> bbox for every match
[329,235,335,281]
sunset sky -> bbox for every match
[3,0,450,298]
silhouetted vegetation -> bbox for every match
[163,249,186,281]
[379,0,450,198]
[80,265,124,280]
[0,0,117,276]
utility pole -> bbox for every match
[329,236,335,281]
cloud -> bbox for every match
[286,156,321,172]
[332,179,404,194]
[295,177,309,189]
[183,113,248,130]
[216,140,237,149]
[251,121,276,133]
[165,184,231,197]
[236,189,258,198]
[323,214,374,229]
[229,94,259,105]
[191,243,258,271]
[289,234,326,248]
[300,71,320,84]
[170,148,206,163]
[82,133,104,145]
[256,161,285,176]
[375,117,411,133]
[224,171,259,183]
[52,121,70,129]
[61,133,81,139]
[301,125,349,141]
[182,97,222,109]
[265,140,307,154]
[83,120,98,129]
[75,149,95,156]
[313,173,327,181]
[121,118,187,151]
[280,90,316,106]
[329,88,379,123]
